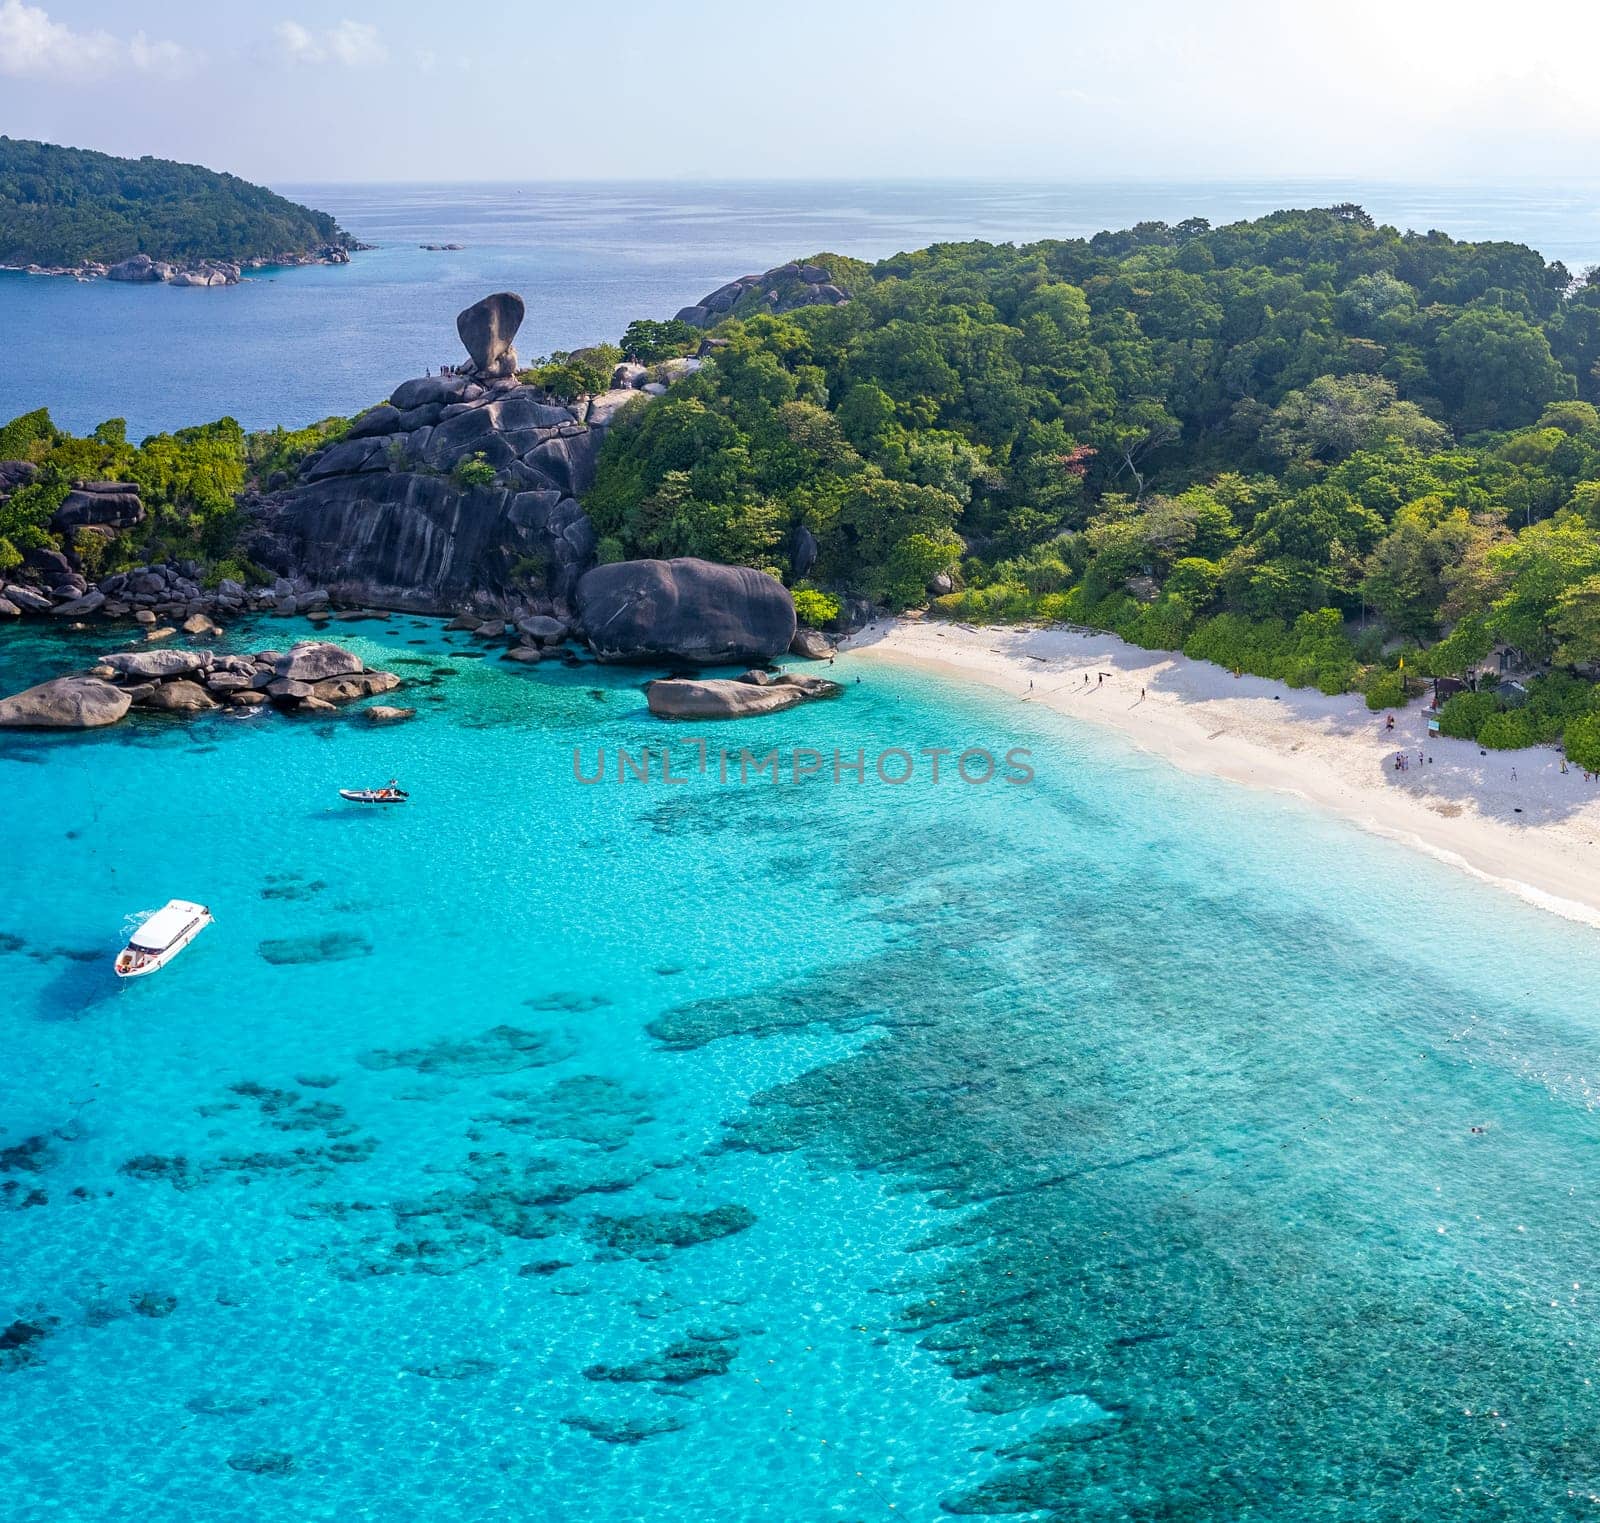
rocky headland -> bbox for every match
[673,259,852,327]
[0,289,846,724]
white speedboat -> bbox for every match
[115,900,213,978]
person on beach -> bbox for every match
[1385,714,1394,731]
[1511,767,1518,781]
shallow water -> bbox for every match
[5,178,1600,438]
[4,617,1600,1520]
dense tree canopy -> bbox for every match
[0,137,352,266]
[585,207,1600,757]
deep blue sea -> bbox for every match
[3,179,1599,439]
[5,614,1600,1520]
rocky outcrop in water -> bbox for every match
[645,670,841,719]
[106,254,243,286]
[675,260,851,327]
[575,557,796,664]
[0,675,131,729]
[0,639,399,730]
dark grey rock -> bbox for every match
[48,589,106,617]
[346,404,403,440]
[790,525,818,577]
[457,291,525,378]
[576,558,796,665]
[51,483,143,531]
[248,473,596,613]
[4,583,52,612]
[304,437,390,480]
[390,374,469,412]
[790,627,835,660]
[0,460,39,494]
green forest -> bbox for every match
[585,207,1600,768]
[0,137,352,266]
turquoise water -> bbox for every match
[6,618,1600,1518]
[4,178,1600,438]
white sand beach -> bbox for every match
[847,619,1600,929]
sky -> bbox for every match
[3,0,1600,185]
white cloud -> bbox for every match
[0,0,196,80]
[273,19,386,68]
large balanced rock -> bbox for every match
[0,675,131,729]
[274,641,362,682]
[457,292,525,379]
[576,558,796,665]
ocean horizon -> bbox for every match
[4,177,1600,439]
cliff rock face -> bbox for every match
[248,370,609,613]
[575,557,796,665]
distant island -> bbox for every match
[0,136,362,285]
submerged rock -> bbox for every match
[358,1024,571,1077]
[584,1205,756,1258]
[226,1451,296,1476]
[258,932,373,966]
[582,1332,738,1385]
[561,1413,686,1444]
[407,1357,497,1380]
[0,1316,59,1372]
